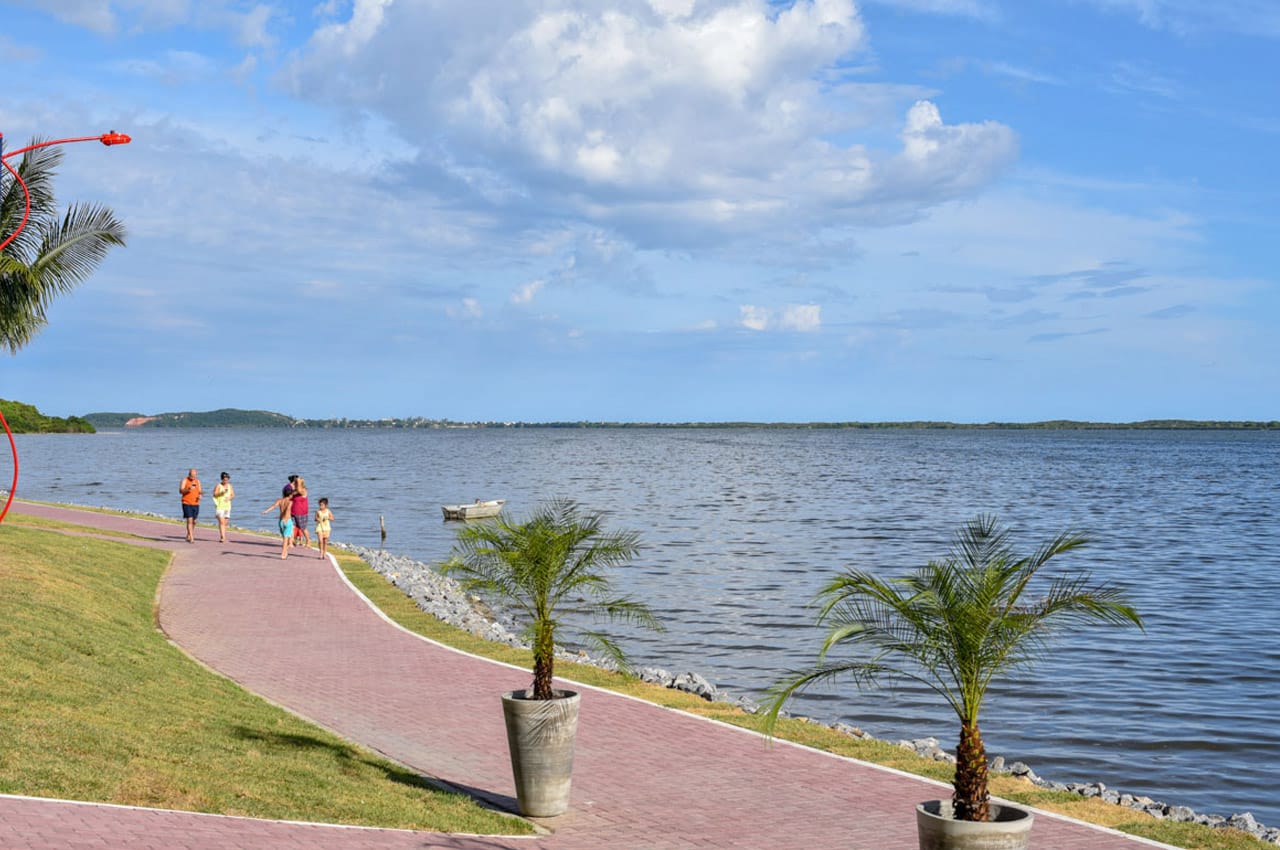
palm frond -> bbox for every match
[0,140,126,353]
[32,202,127,290]
[766,514,1144,746]
[442,499,660,698]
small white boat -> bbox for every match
[442,498,506,521]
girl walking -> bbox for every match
[315,498,334,559]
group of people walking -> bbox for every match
[178,468,334,559]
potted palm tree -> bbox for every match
[764,514,1143,849]
[443,498,661,817]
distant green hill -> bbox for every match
[0,400,95,433]
[83,409,298,429]
[80,412,141,428]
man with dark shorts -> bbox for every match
[179,468,201,543]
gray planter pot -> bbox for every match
[916,800,1034,850]
[501,689,581,817]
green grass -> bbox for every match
[0,523,532,835]
[4,509,155,540]
[338,552,1273,850]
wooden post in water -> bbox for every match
[379,514,387,545]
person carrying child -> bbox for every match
[290,476,311,548]
[314,498,334,559]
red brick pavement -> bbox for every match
[4,503,1178,850]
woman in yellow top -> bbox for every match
[179,468,201,543]
[212,472,235,543]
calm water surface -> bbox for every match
[11,427,1280,824]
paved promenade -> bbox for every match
[2,503,1176,849]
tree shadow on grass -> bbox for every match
[231,726,522,816]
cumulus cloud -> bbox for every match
[285,0,1017,247]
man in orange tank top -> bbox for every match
[180,468,201,543]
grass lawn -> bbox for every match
[0,521,532,835]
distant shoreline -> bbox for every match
[83,417,1280,431]
[64,407,1280,431]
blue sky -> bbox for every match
[1,0,1276,422]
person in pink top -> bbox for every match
[290,476,311,548]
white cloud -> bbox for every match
[862,0,998,19]
[879,100,1017,204]
[648,0,697,19]
[779,303,822,332]
[307,0,394,59]
[20,0,283,45]
[445,297,484,319]
[979,60,1063,86]
[236,4,274,48]
[1104,61,1183,99]
[740,304,770,331]
[739,303,821,331]
[286,0,1017,245]
[511,279,546,305]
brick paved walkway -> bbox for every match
[3,503,1176,850]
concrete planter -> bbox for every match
[501,689,581,817]
[916,800,1034,850]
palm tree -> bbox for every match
[765,514,1142,822]
[443,498,662,700]
[0,139,126,353]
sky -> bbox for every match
[0,0,1276,423]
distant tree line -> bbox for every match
[0,399,94,433]
[75,409,1280,431]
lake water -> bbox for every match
[9,427,1280,825]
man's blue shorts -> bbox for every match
[182,504,199,519]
